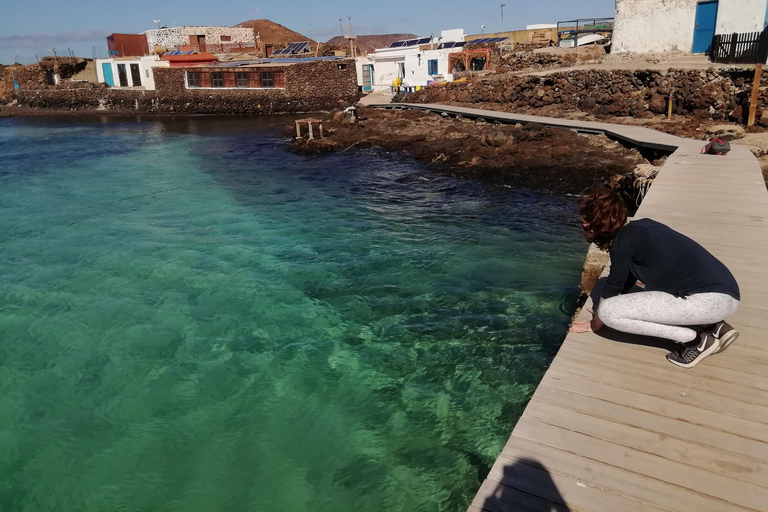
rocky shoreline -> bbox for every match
[289,106,659,198]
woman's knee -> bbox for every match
[596,296,623,328]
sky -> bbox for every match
[0,0,616,65]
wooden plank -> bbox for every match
[541,369,768,443]
[483,454,666,512]
[568,335,768,383]
[532,383,768,462]
[522,400,768,489]
[549,352,768,425]
[471,477,576,512]
[555,343,768,408]
[512,416,768,511]
[497,437,747,512]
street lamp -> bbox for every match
[481,25,486,36]
[501,4,506,33]
[153,19,161,29]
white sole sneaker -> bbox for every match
[666,334,721,369]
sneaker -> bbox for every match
[705,321,739,354]
[666,332,721,369]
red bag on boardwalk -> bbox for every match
[701,139,731,155]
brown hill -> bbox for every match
[235,19,316,45]
[325,34,418,54]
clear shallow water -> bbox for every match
[0,116,585,511]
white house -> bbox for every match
[95,56,167,90]
[357,29,468,92]
[612,0,768,54]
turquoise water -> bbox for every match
[0,116,585,512]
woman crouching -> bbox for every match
[569,188,740,369]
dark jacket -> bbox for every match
[601,218,740,301]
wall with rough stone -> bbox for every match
[144,27,254,50]
[401,68,768,125]
[716,0,768,33]
[12,59,359,114]
[612,0,698,54]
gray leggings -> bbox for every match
[597,291,739,343]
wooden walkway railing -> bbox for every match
[372,103,768,512]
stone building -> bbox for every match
[174,56,355,95]
[612,0,768,54]
[143,26,256,54]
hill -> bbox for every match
[325,34,418,54]
[235,19,316,45]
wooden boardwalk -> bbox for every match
[374,104,768,511]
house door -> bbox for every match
[130,64,142,86]
[102,63,114,86]
[362,64,373,91]
[692,0,719,53]
[116,64,128,86]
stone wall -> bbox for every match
[12,59,360,114]
[400,68,768,124]
[0,58,90,100]
[497,46,606,74]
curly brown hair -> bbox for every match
[578,188,628,250]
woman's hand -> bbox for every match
[568,320,593,333]
[569,309,604,334]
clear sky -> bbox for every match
[0,0,616,65]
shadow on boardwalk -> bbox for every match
[481,458,571,512]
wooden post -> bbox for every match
[667,88,674,119]
[295,120,301,138]
[748,63,763,127]
[307,122,314,140]
[318,122,324,138]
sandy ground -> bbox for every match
[358,90,392,106]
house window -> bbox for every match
[260,71,274,87]
[470,57,486,71]
[221,35,232,42]
[236,72,250,87]
[211,72,224,87]
[187,72,201,87]
[337,63,347,70]
[427,59,438,75]
[397,62,405,78]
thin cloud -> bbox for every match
[0,30,107,50]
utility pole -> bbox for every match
[501,4,506,33]
[347,17,356,57]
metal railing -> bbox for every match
[710,30,768,64]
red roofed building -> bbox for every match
[107,34,149,57]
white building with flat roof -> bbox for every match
[357,29,468,92]
[95,56,167,89]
